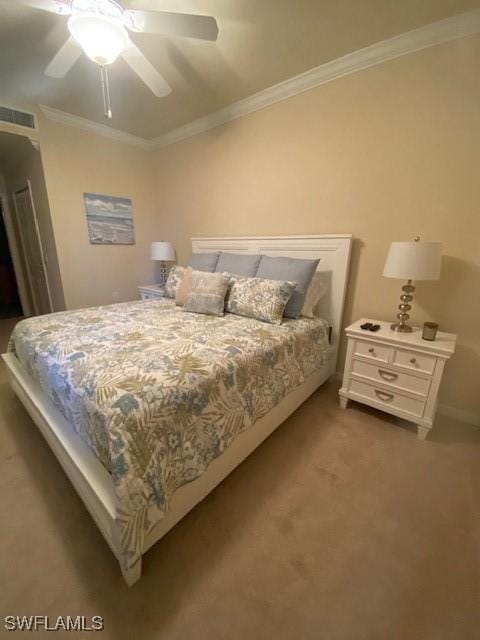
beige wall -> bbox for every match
[153,36,480,416]
[36,116,159,310]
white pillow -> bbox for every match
[301,273,327,318]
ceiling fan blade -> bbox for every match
[124,10,219,42]
[120,41,172,98]
[45,36,82,78]
[16,0,71,14]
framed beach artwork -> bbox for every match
[84,192,135,245]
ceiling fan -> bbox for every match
[18,0,219,118]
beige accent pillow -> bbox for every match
[301,272,327,318]
[175,266,193,306]
[184,270,230,317]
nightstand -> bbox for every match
[138,284,165,300]
[339,319,456,440]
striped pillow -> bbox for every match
[301,272,327,318]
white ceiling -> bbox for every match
[0,0,477,139]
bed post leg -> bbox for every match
[121,557,142,587]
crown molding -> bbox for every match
[152,9,480,149]
[38,104,155,150]
[39,9,480,151]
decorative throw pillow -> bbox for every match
[255,256,319,319]
[164,265,185,299]
[175,266,193,306]
[301,272,328,318]
[215,252,262,277]
[184,270,230,316]
[225,275,295,325]
[188,252,220,272]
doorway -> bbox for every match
[13,184,53,315]
[0,130,63,317]
[0,198,22,319]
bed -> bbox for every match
[2,235,352,585]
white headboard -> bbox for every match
[191,234,353,349]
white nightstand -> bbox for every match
[138,284,165,300]
[339,319,456,440]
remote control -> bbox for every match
[360,322,372,330]
[369,324,380,332]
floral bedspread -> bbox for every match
[9,300,329,570]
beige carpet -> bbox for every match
[0,316,479,640]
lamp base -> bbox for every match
[391,280,415,333]
[391,322,413,333]
[158,261,168,289]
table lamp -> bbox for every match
[150,241,175,288]
[383,236,442,332]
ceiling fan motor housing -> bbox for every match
[70,0,124,19]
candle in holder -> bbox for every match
[422,322,439,341]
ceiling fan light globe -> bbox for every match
[68,14,128,65]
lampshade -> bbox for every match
[383,241,442,281]
[68,14,129,65]
[150,241,175,262]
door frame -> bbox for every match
[13,181,53,314]
[0,191,32,316]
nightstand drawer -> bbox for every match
[351,359,431,396]
[353,339,391,364]
[393,348,436,375]
[348,379,425,419]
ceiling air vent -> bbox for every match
[0,106,36,129]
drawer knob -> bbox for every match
[368,347,375,354]
[410,357,417,364]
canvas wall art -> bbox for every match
[84,192,135,245]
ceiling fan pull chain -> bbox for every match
[100,65,113,119]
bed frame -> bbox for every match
[2,234,352,586]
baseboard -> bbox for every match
[437,404,480,428]
[334,371,480,427]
